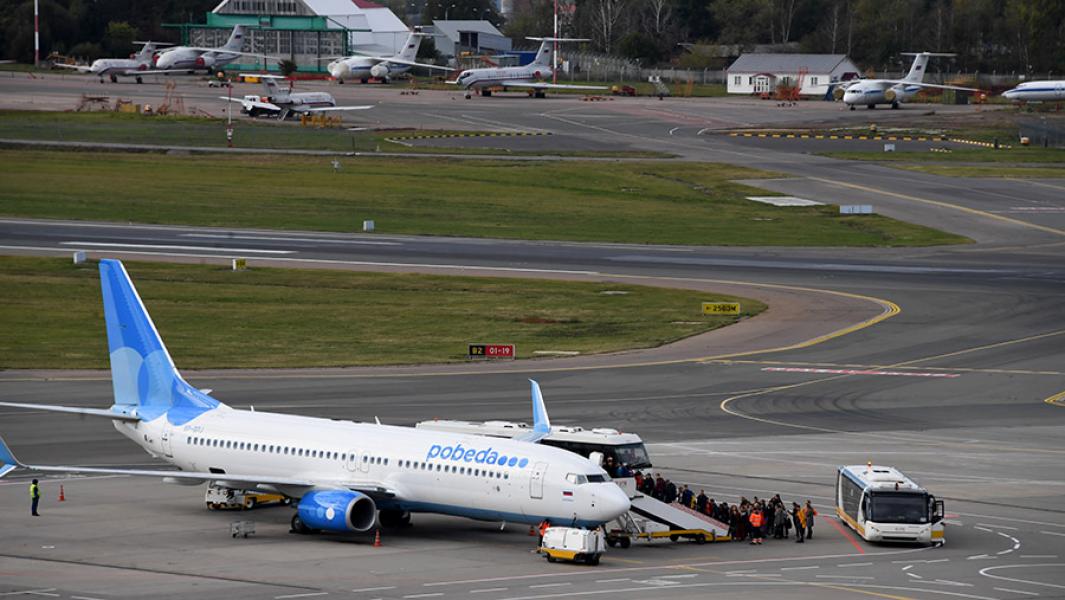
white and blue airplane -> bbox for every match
[326,31,451,84]
[449,37,607,99]
[0,259,630,535]
[54,41,171,84]
[149,25,278,74]
[839,52,978,110]
[1002,80,1065,102]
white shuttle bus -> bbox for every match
[417,420,652,470]
[836,464,945,546]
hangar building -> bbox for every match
[170,0,412,73]
[726,53,860,96]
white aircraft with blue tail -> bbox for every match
[0,259,629,535]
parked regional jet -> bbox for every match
[449,37,607,99]
[222,74,373,120]
[0,260,629,535]
[838,52,978,109]
[327,31,450,84]
[150,25,277,74]
[1002,80,1065,102]
[54,41,170,83]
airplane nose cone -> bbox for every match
[597,485,631,521]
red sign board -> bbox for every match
[468,343,515,359]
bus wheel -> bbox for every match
[669,534,679,542]
[620,537,631,549]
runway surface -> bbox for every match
[1,72,1063,600]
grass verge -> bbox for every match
[0,149,968,246]
[0,256,764,369]
[0,110,671,158]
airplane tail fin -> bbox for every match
[900,52,953,83]
[513,380,552,443]
[99,259,220,421]
[531,40,553,67]
[223,25,246,52]
[0,433,20,478]
[398,31,424,62]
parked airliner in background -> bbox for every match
[1002,80,1065,102]
[150,25,277,74]
[0,259,629,536]
[450,37,607,99]
[838,52,978,109]
[54,41,170,83]
[222,74,373,120]
[327,31,450,84]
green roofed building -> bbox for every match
[168,0,413,73]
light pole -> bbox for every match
[33,0,39,68]
[444,3,456,20]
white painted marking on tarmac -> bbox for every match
[780,566,819,571]
[907,572,923,579]
[351,587,396,593]
[969,555,994,560]
[470,589,509,594]
[275,594,329,599]
[838,563,874,567]
[659,574,698,579]
[1040,530,1065,537]
[668,127,680,136]
[59,242,295,254]
[530,583,572,589]
[71,596,108,600]
[815,575,874,580]
[0,591,58,598]
[994,589,1039,597]
[929,580,973,587]
[763,366,960,378]
[975,527,994,533]
[1020,555,1057,559]
[404,594,444,599]
[593,579,629,583]
[978,523,1018,530]
[182,233,401,246]
[979,564,1065,590]
[903,565,914,571]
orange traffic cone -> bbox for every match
[528,525,536,536]
[58,485,66,502]
[373,529,382,548]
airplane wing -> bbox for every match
[0,432,398,499]
[185,48,285,62]
[513,380,552,443]
[301,105,374,112]
[53,63,92,73]
[500,81,608,91]
[372,56,453,72]
[219,96,283,112]
[138,68,197,75]
[879,80,980,92]
[0,401,140,422]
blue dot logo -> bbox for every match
[518,458,529,468]
[508,457,518,467]
[497,455,508,465]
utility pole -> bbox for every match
[552,0,558,84]
[33,0,40,68]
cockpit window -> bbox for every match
[567,473,609,484]
[586,474,608,483]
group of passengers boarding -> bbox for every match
[631,471,818,544]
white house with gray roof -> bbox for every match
[726,53,860,96]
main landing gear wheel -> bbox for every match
[135,76,143,84]
[109,74,118,83]
[378,509,411,528]
[891,101,900,109]
[290,514,316,534]
[867,104,875,109]
[849,105,856,110]
[619,537,631,548]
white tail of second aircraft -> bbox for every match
[901,52,955,83]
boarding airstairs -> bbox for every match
[607,479,730,545]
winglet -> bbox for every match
[0,433,22,478]
[514,380,552,443]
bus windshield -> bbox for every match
[613,443,651,469]
[870,492,928,524]
[541,440,652,469]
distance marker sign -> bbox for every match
[702,302,741,316]
[468,343,516,359]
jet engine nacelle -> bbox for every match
[297,489,377,533]
[883,88,897,102]
[329,61,351,80]
[832,85,847,100]
[197,55,218,69]
[370,63,390,79]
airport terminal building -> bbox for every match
[169,0,412,73]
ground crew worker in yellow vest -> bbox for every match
[30,479,41,516]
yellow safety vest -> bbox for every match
[30,483,40,499]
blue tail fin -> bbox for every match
[99,259,219,423]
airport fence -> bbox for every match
[559,52,726,84]
[1018,116,1065,148]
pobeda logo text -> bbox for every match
[426,444,530,468]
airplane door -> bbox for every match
[160,421,173,458]
[346,450,369,473]
[529,462,547,499]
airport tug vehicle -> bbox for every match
[837,464,945,546]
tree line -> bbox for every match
[2,0,1062,74]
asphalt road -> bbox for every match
[0,73,1063,600]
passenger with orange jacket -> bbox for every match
[792,502,806,543]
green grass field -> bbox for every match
[0,256,764,369]
[0,149,967,246]
[0,111,670,158]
